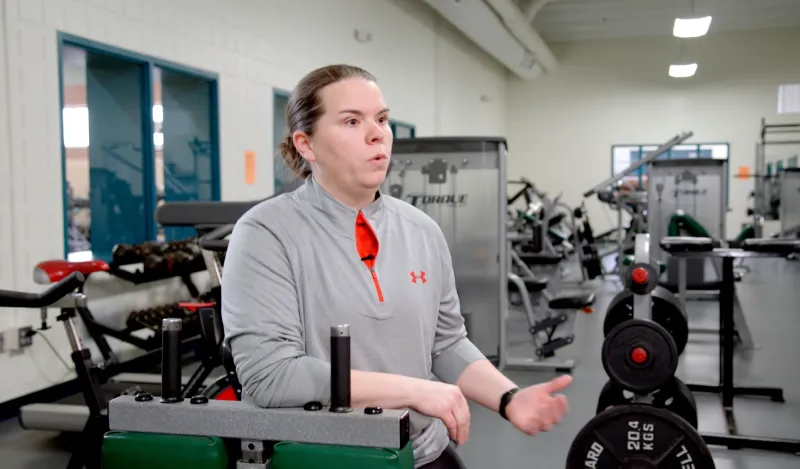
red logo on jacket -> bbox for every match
[410,271,427,284]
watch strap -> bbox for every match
[499,387,520,420]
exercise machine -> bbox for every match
[504,243,595,372]
[594,183,648,248]
[752,118,800,238]
[647,157,728,295]
[7,272,226,469]
[102,320,413,469]
[385,137,507,360]
[1,272,107,469]
[583,131,694,278]
[780,167,800,238]
[17,268,218,433]
[15,228,239,465]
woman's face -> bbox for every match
[296,77,393,192]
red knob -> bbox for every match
[631,267,649,284]
[631,347,648,364]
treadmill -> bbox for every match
[17,199,262,434]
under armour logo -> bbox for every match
[410,271,427,284]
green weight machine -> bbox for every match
[667,211,754,242]
[102,319,414,469]
[100,201,414,469]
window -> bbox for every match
[778,84,800,114]
[390,121,415,139]
[62,105,164,149]
[60,37,220,261]
[611,143,729,188]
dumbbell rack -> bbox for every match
[74,251,209,364]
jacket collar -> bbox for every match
[294,175,385,239]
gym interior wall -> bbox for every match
[0,0,507,405]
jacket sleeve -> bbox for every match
[430,225,487,384]
[221,213,331,407]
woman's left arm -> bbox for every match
[430,227,572,434]
[429,227,517,411]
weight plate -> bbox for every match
[602,319,678,394]
[596,377,698,429]
[566,405,715,469]
[604,286,689,355]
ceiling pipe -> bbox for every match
[483,0,559,72]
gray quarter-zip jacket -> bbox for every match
[221,175,486,467]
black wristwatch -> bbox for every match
[498,387,520,420]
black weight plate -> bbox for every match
[602,319,678,394]
[596,377,698,429]
[604,286,689,355]
[566,404,716,469]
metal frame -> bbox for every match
[668,247,800,454]
[497,142,511,369]
[647,158,728,298]
[502,248,575,372]
[754,118,800,237]
[779,168,800,236]
[584,132,693,278]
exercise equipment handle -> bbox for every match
[198,224,234,252]
[0,272,85,308]
[161,318,184,403]
[583,131,694,198]
[155,199,267,227]
[329,324,352,413]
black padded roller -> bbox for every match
[659,236,715,253]
[330,325,352,413]
[742,238,800,254]
[161,318,183,403]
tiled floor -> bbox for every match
[1,257,799,469]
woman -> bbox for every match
[221,64,572,469]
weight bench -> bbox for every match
[659,235,800,455]
[515,251,563,267]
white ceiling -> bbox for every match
[521,0,800,43]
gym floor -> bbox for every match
[1,256,799,468]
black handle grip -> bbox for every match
[198,224,234,252]
[329,325,352,413]
[160,318,183,403]
[0,272,85,308]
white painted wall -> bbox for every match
[506,27,800,236]
[0,0,507,403]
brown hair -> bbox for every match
[278,64,377,179]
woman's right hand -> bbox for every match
[408,379,470,445]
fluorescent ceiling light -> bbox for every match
[673,16,712,38]
[669,63,698,78]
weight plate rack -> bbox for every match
[566,233,713,469]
